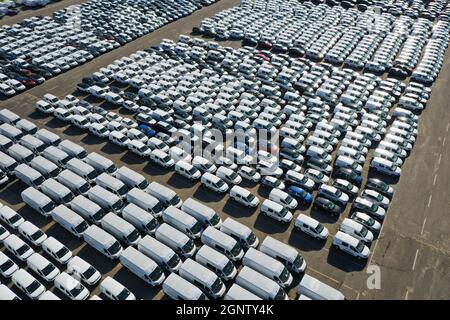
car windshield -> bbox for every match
[87,171,97,180]
[35,176,45,186]
[107,165,117,174]
[9,214,22,224]
[107,242,122,255]
[274,288,287,300]
[216,179,225,188]
[80,183,90,194]
[210,214,220,226]
[75,221,88,234]
[41,263,56,276]
[93,209,106,221]
[56,247,69,258]
[26,281,41,294]
[246,194,255,202]
[181,240,194,253]
[118,185,128,196]
[315,223,324,233]
[127,230,140,242]
[145,219,158,232]
[230,243,242,257]
[149,266,163,281]
[31,231,44,241]
[70,286,85,298]
[17,244,30,255]
[117,289,131,300]
[138,180,149,189]
[355,241,365,253]
[247,232,256,245]
[167,254,181,269]
[335,189,342,197]
[211,278,223,294]
[0,260,14,272]
[62,193,74,203]
[279,267,290,282]
[360,227,368,237]
[229,172,238,180]
[191,222,202,235]
[112,200,123,211]
[223,261,235,276]
[370,203,379,212]
[293,254,303,269]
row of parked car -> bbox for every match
[0,109,353,300]
[193,0,449,82]
[0,0,218,98]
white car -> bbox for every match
[12,269,46,300]
[0,251,19,278]
[18,221,47,246]
[150,149,174,168]
[317,184,349,207]
[237,166,261,182]
[67,256,101,285]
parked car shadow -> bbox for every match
[221,198,257,218]
[44,117,67,129]
[80,133,106,146]
[62,125,87,137]
[256,185,271,198]
[0,179,25,206]
[120,151,146,166]
[309,207,340,224]
[28,110,49,121]
[367,170,400,185]
[287,230,327,252]
[327,247,367,272]
[100,141,125,156]
[166,173,197,190]
[142,162,171,177]
[44,223,84,252]
[113,267,160,300]
[253,213,290,234]
[16,206,49,229]
[193,185,226,204]
[76,245,118,274]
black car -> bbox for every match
[305,157,330,174]
[334,168,362,186]
[313,197,342,216]
[365,178,394,199]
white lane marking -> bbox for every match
[421,218,427,235]
[437,153,442,166]
[446,123,449,132]
[427,194,433,208]
[405,290,409,300]
[308,267,340,285]
[412,249,419,271]
[356,292,361,300]
[443,137,447,147]
[433,174,438,186]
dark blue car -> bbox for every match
[287,186,313,203]
[138,124,156,137]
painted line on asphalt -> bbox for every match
[356,292,361,300]
[405,290,409,300]
[433,174,438,186]
[446,123,449,132]
[437,153,442,166]
[443,137,447,147]
[427,194,433,208]
[421,217,427,236]
[412,249,419,271]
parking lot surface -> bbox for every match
[0,0,449,300]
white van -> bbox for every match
[67,256,101,285]
[179,258,226,299]
[268,188,298,210]
[332,231,370,259]
[88,185,123,214]
[334,155,362,174]
[70,195,106,225]
[181,198,221,228]
[260,236,307,273]
[175,160,201,180]
[42,146,70,167]
[0,206,25,229]
[225,284,262,300]
[202,164,230,188]
[11,269,45,300]
[0,285,20,300]
[138,235,181,272]
[126,188,164,218]
[120,247,165,286]
[35,129,61,146]
[294,214,329,240]
[0,123,23,142]
[196,245,237,280]
[114,166,149,190]
[155,223,196,258]
[261,199,293,223]
[8,144,34,163]
[19,135,46,154]
[56,170,90,195]
[51,205,88,238]
[0,151,18,174]
[236,266,288,300]
[163,206,203,239]
[229,185,260,207]
[84,152,116,174]
[297,274,345,300]
[201,226,243,261]
[100,276,136,300]
[220,218,258,249]
[0,251,18,278]
[101,212,141,246]
[26,253,60,282]
[4,234,34,261]
[340,218,374,243]
[21,187,55,217]
[36,100,55,114]
[96,173,128,199]
[58,140,87,159]
[66,158,98,183]
[0,109,20,124]
[163,273,207,300]
[29,156,60,178]
[83,225,123,259]
[40,178,74,204]
[54,272,90,300]
[122,203,158,234]
[147,181,183,208]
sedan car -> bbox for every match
[313,197,342,217]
